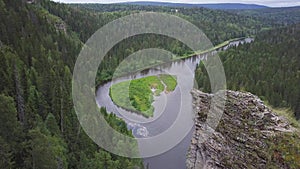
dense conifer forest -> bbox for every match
[0,0,142,168]
[0,0,299,168]
[196,24,300,119]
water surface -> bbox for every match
[96,38,254,169]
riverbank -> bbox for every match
[96,37,253,87]
[96,36,255,169]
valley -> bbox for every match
[0,0,299,169]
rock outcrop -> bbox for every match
[55,21,67,33]
[187,89,300,169]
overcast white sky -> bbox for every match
[51,0,300,7]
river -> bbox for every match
[96,37,254,169]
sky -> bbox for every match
[51,0,300,7]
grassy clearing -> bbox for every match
[110,74,177,117]
[265,102,300,128]
[262,103,300,168]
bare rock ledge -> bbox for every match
[187,89,300,169]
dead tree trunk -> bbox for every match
[14,63,25,125]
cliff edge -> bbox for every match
[187,89,300,169]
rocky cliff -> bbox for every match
[187,89,300,169]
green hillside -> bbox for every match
[196,24,300,119]
[229,6,300,25]
[0,0,142,168]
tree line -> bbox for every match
[196,24,300,119]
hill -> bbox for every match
[120,1,268,9]
[229,6,300,25]
[196,24,300,119]
[71,2,272,85]
[72,3,270,44]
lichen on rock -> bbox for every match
[187,89,300,169]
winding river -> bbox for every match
[96,38,254,169]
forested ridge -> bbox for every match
[74,3,272,43]
[229,6,300,26]
[196,24,300,119]
[70,3,278,85]
[0,0,142,168]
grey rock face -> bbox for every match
[187,89,298,169]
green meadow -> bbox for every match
[110,74,177,117]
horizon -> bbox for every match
[51,0,300,7]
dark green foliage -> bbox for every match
[0,94,20,143]
[0,136,14,168]
[74,3,270,45]
[196,24,300,119]
[0,0,298,168]
[0,0,143,168]
[45,113,60,136]
[70,3,276,86]
[40,0,125,42]
[24,128,68,169]
[229,6,300,26]
[0,94,23,168]
[96,34,192,85]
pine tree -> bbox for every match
[45,113,60,136]
[0,136,14,168]
[0,94,20,142]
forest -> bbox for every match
[0,0,299,168]
[71,2,274,85]
[228,6,300,25]
[0,0,143,168]
[196,24,300,119]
